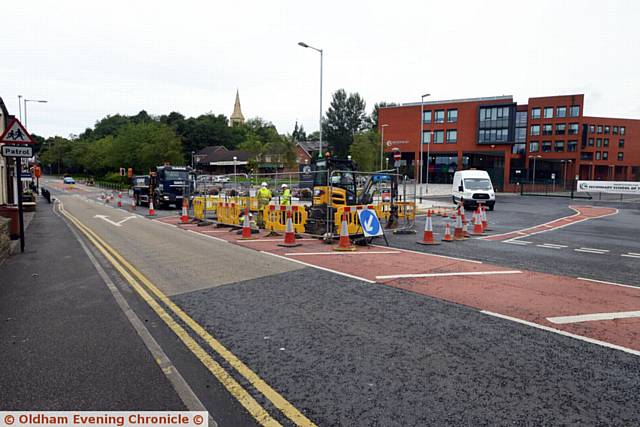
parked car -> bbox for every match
[63,176,76,184]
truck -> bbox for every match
[132,165,193,209]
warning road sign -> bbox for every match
[358,208,383,237]
[0,118,34,144]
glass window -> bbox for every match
[530,125,540,136]
[603,151,608,160]
[512,143,526,154]
[581,152,593,160]
[589,125,595,134]
[604,126,610,134]
[618,152,624,161]
[595,152,601,160]
[620,126,626,135]
[542,124,553,135]
[570,105,580,117]
[529,141,539,152]
[531,108,541,119]
[515,127,526,142]
[613,126,618,134]
[554,141,565,152]
[619,139,625,148]
[555,123,566,135]
[569,123,579,135]
[423,110,431,123]
[596,138,602,147]
[588,138,594,147]
[516,111,527,126]
[434,110,445,123]
[542,141,552,152]
[544,107,553,119]
[434,130,444,143]
[597,125,603,134]
[422,131,431,144]
[556,106,567,118]
[604,138,609,147]
[568,141,577,152]
[447,109,458,123]
[446,129,457,143]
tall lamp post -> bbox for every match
[24,99,48,128]
[529,155,542,187]
[17,95,22,122]
[233,156,238,195]
[380,124,389,170]
[419,93,430,185]
[298,41,323,158]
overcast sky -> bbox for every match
[3,0,639,138]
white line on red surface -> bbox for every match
[376,270,521,280]
[547,311,640,324]
[286,251,400,256]
[576,277,640,290]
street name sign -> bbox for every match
[1,145,33,157]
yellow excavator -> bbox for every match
[303,155,399,236]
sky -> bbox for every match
[2,0,639,138]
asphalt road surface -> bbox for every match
[15,180,639,425]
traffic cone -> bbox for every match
[278,210,301,247]
[481,205,491,231]
[181,198,189,224]
[453,209,464,241]
[442,221,454,242]
[462,212,470,238]
[417,210,440,245]
[334,212,356,251]
[117,192,122,208]
[148,199,156,217]
[240,206,254,239]
[130,196,136,211]
[471,207,484,235]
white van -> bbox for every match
[452,170,495,210]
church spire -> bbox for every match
[229,89,245,126]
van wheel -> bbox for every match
[488,204,495,211]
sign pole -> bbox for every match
[15,156,25,253]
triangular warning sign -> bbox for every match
[0,118,34,144]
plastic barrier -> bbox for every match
[216,202,240,226]
[230,196,259,212]
[334,205,377,235]
[192,197,205,220]
[263,204,307,233]
[375,202,416,222]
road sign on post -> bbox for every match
[358,208,383,237]
[1,145,33,158]
[392,148,401,168]
[0,118,34,144]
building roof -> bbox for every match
[297,140,322,156]
[395,95,513,108]
[230,90,245,123]
[195,147,250,166]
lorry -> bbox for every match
[132,165,193,209]
[452,169,496,210]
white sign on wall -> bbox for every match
[577,180,640,194]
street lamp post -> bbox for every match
[17,95,22,122]
[380,124,389,170]
[529,155,542,188]
[233,156,238,195]
[298,41,323,158]
[23,99,48,128]
[419,93,430,186]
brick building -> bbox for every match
[379,94,639,191]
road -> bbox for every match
[10,179,640,425]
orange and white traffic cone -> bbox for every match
[147,199,157,217]
[471,207,484,235]
[334,212,356,251]
[453,209,464,241]
[481,205,491,231]
[417,210,440,245]
[442,221,454,242]
[130,196,136,211]
[181,198,189,224]
[278,209,301,247]
[117,192,122,208]
[240,206,254,239]
[462,212,470,238]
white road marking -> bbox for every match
[260,251,376,284]
[481,310,640,357]
[547,311,640,324]
[186,229,228,243]
[537,243,567,249]
[371,244,483,264]
[238,238,318,243]
[153,220,178,228]
[93,214,136,227]
[287,251,400,256]
[376,270,521,280]
[575,248,608,254]
[504,240,531,246]
[577,277,640,290]
[621,253,640,259]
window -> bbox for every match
[530,125,540,136]
[531,108,541,119]
[595,152,601,160]
[604,126,610,134]
[581,152,593,160]
[596,138,602,147]
[516,111,527,126]
[447,109,458,123]
[597,125,603,134]
[620,126,626,135]
[603,151,608,160]
[434,130,444,143]
[588,138,594,147]
[589,125,595,134]
[542,141,552,152]
[604,138,609,147]
[515,127,526,142]
[618,152,624,161]
[570,105,580,117]
[542,124,553,135]
[556,106,567,118]
[446,129,457,143]
[512,143,526,154]
[569,123,579,135]
[554,141,565,152]
[619,139,625,148]
[478,105,512,143]
[422,131,431,144]
[529,141,539,152]
[434,110,445,123]
[544,107,553,119]
[423,110,431,123]
[555,123,566,135]
[613,126,618,134]
[568,141,577,152]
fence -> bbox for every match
[519,179,640,202]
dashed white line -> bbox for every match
[575,248,609,254]
[376,270,521,280]
[547,311,640,325]
[536,243,568,249]
[576,277,640,291]
[504,240,532,246]
[287,251,400,256]
[621,253,640,259]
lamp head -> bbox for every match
[298,42,309,48]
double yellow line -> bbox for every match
[57,201,316,427]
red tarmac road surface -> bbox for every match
[155,215,640,354]
[482,205,619,241]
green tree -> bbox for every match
[350,130,380,171]
[371,101,398,129]
[324,89,369,158]
[292,121,307,142]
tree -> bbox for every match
[324,89,369,158]
[350,130,380,172]
[371,101,398,129]
[292,121,307,142]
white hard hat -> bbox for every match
[261,182,268,187]
[281,183,288,188]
